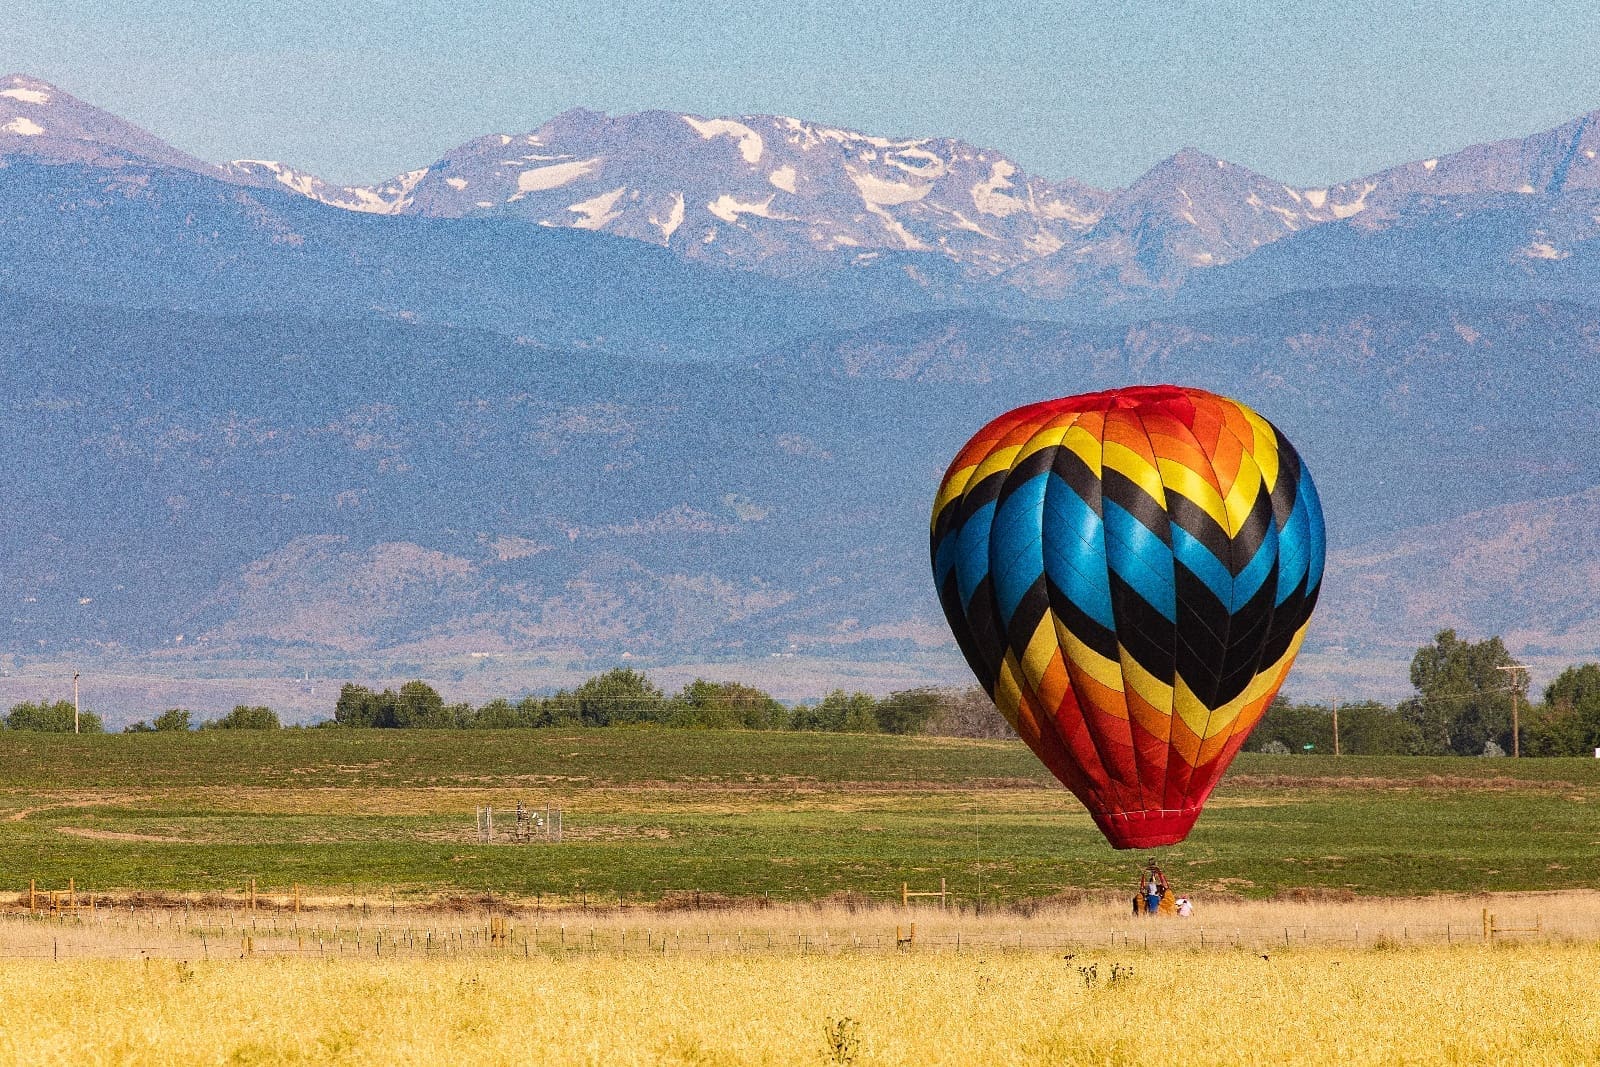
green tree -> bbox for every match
[540,691,582,727]
[465,697,525,729]
[392,681,450,728]
[1333,701,1419,756]
[792,690,878,733]
[204,705,280,730]
[152,708,193,732]
[873,688,941,735]
[1250,694,1332,753]
[669,680,787,729]
[1402,630,1523,755]
[573,669,665,726]
[4,700,102,733]
[334,683,384,727]
[1528,664,1600,756]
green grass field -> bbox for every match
[2,729,1596,902]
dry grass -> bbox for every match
[0,892,1593,961]
[0,943,1592,1065]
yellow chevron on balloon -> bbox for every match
[931,469,977,526]
[1101,440,1165,503]
[1060,423,1104,474]
[1052,619,1125,697]
[1015,422,1075,465]
[1019,615,1061,686]
[990,653,1026,734]
[1240,406,1281,488]
[1157,458,1229,530]
[1120,650,1174,717]
[1172,677,1214,741]
[971,443,1025,486]
[1222,453,1265,534]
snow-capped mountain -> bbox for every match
[220,159,429,215]
[261,99,1600,295]
[5,71,1600,305]
[361,107,1114,276]
[1008,111,1600,298]
[0,73,218,174]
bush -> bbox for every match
[5,700,103,733]
[572,668,665,726]
[922,687,1016,738]
[668,680,788,729]
[334,681,452,728]
[873,689,942,735]
[203,705,280,730]
[152,708,193,732]
[792,691,878,733]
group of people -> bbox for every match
[1133,864,1193,917]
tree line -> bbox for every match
[329,670,1013,737]
[1253,630,1600,757]
[0,672,1014,737]
[7,630,1598,754]
[0,702,281,733]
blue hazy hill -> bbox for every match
[0,160,926,361]
[3,76,1600,688]
[4,285,1598,673]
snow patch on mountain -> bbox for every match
[681,115,764,164]
[650,192,686,240]
[511,158,600,197]
[1,87,49,105]
[707,192,784,223]
[569,186,627,228]
[971,161,1025,217]
[848,168,929,206]
[2,117,43,136]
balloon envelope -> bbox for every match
[931,385,1324,848]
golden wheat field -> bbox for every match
[0,936,1596,1065]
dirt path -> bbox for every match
[54,827,187,844]
[4,795,145,822]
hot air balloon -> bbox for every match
[931,385,1324,849]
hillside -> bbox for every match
[2,75,1599,700]
[1322,486,1600,660]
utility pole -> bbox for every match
[1332,699,1340,757]
[1496,664,1529,758]
[72,672,80,735]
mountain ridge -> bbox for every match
[9,72,1600,310]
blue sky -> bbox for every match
[9,0,1600,186]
